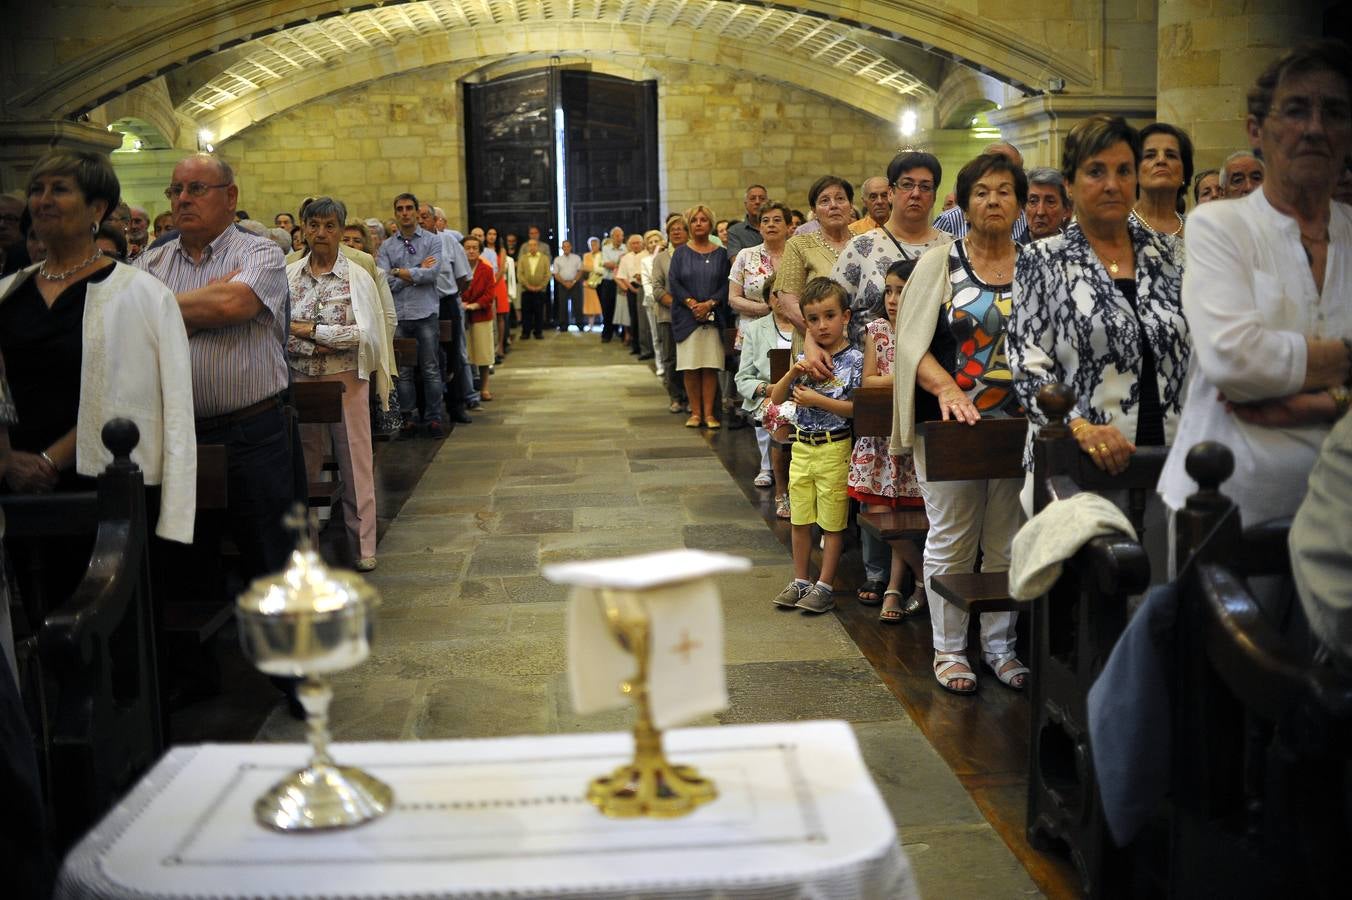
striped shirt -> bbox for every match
[933,205,1031,244]
[135,224,289,417]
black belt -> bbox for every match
[794,426,852,445]
[195,394,282,433]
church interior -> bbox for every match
[3,1,1351,899]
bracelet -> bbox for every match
[39,451,58,473]
[1330,385,1351,418]
[1071,422,1091,435]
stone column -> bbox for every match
[0,120,121,191]
[1157,0,1322,169]
[986,94,1157,171]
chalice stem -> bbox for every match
[299,677,335,766]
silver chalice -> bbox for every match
[236,505,393,831]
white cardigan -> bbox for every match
[285,255,393,399]
[0,262,197,543]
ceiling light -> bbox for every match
[199,129,214,144]
[900,109,917,137]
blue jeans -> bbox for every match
[396,314,444,423]
[440,296,479,407]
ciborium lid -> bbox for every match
[236,504,380,620]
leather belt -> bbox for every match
[195,394,282,433]
[794,426,852,445]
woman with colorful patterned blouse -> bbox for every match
[891,152,1029,696]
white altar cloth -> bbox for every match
[57,720,917,900]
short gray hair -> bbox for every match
[181,151,234,184]
[364,218,386,239]
[266,227,292,252]
[304,195,347,224]
[433,206,446,219]
[1222,150,1264,179]
[1026,167,1068,204]
[237,219,268,236]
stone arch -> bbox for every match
[9,0,1099,122]
[193,24,920,143]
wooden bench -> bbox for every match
[160,443,233,646]
[1,419,160,850]
[769,347,790,385]
[1158,442,1352,899]
[393,337,418,369]
[1023,384,1165,896]
[851,385,929,544]
[289,380,344,509]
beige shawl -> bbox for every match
[890,242,954,450]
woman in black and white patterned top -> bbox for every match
[1010,114,1190,484]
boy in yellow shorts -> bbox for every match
[769,278,863,614]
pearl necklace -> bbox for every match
[39,248,103,282]
[1132,208,1184,237]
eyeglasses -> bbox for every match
[163,181,231,200]
[894,179,935,195]
[1268,98,1352,129]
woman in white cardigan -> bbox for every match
[0,150,195,545]
[286,197,390,571]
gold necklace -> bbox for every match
[963,236,1012,280]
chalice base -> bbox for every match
[255,762,394,831]
[587,757,717,818]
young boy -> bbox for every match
[769,277,864,613]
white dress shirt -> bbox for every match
[1159,189,1352,523]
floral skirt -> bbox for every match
[847,436,921,506]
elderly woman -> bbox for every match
[640,228,665,362]
[1132,122,1194,249]
[651,216,691,413]
[285,197,391,572]
[776,176,855,334]
[1159,40,1352,530]
[581,236,603,332]
[1010,115,1190,572]
[1192,169,1223,206]
[832,151,950,345]
[459,235,498,402]
[892,152,1029,695]
[342,220,373,255]
[0,149,194,542]
[668,205,730,428]
[616,233,649,356]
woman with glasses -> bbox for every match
[1159,40,1352,530]
[832,151,951,345]
[0,149,195,546]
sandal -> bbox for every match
[983,651,1029,691]
[670,401,684,414]
[856,579,885,607]
[685,415,702,428]
[879,589,905,624]
[775,494,791,519]
[705,417,721,430]
[901,587,927,618]
[753,470,773,488]
[934,652,977,695]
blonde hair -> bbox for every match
[684,204,716,227]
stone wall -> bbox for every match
[655,62,901,223]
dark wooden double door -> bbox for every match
[464,69,660,250]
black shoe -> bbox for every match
[533,332,544,339]
[519,332,530,340]
[450,409,472,424]
[637,352,654,360]
[466,400,481,410]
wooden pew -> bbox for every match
[159,444,233,649]
[290,380,344,509]
[769,347,790,385]
[851,385,929,544]
[1023,384,1165,897]
[393,337,418,369]
[1160,443,1352,899]
[0,419,160,849]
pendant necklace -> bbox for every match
[39,248,103,281]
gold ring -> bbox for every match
[1087,447,1097,454]
[1098,443,1109,453]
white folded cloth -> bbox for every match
[1009,492,1136,601]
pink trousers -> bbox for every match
[297,369,377,559]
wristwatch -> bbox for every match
[1330,384,1351,418]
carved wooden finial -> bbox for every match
[100,418,140,462]
[1036,383,1076,425]
[1185,441,1234,493]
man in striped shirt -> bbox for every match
[136,152,295,581]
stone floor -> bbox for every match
[252,330,1042,899]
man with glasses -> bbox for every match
[376,192,445,437]
[831,150,953,342]
[135,152,295,582]
[1221,149,1266,198]
[933,142,1031,243]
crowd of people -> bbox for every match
[0,40,1350,712]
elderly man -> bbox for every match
[1222,150,1266,198]
[552,239,584,332]
[598,226,625,342]
[516,236,552,340]
[421,202,475,423]
[377,192,445,437]
[725,184,767,259]
[127,205,150,250]
[849,176,892,235]
[1024,167,1070,240]
[933,142,1031,243]
[136,152,294,579]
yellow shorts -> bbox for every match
[788,438,851,532]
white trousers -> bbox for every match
[755,425,771,472]
[918,474,1023,654]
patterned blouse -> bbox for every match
[848,319,920,503]
[1008,218,1190,467]
[287,252,362,377]
[775,231,846,296]
[832,226,951,342]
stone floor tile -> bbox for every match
[488,509,575,535]
[466,538,541,576]
[717,658,904,725]
[414,674,554,739]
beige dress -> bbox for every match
[775,231,847,296]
